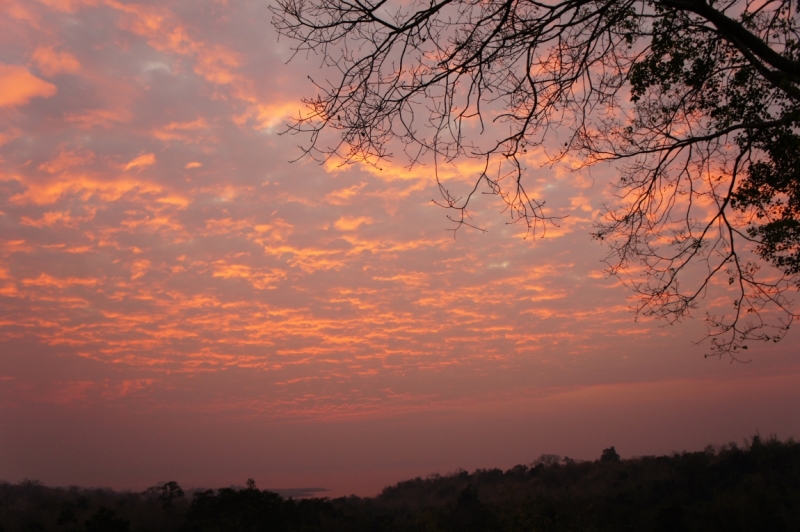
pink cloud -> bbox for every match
[124,153,156,171]
[38,148,95,174]
[334,215,373,231]
[31,46,81,77]
[65,108,134,128]
[0,64,56,107]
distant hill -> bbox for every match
[2,435,799,531]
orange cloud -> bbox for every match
[250,219,294,245]
[152,118,210,143]
[157,194,190,207]
[0,239,33,253]
[20,209,96,228]
[38,148,95,174]
[4,0,41,27]
[325,182,368,205]
[263,244,347,272]
[0,64,57,107]
[104,379,156,399]
[36,0,99,13]
[211,262,288,289]
[334,216,373,231]
[111,1,242,88]
[103,1,303,134]
[341,235,445,255]
[124,153,156,171]
[185,162,202,169]
[244,103,304,131]
[118,207,186,233]
[193,44,241,85]
[372,273,429,287]
[31,46,81,77]
[204,217,256,235]
[10,174,163,205]
[21,273,97,288]
[0,128,21,146]
[323,155,485,184]
[112,3,193,54]
[0,266,18,296]
[66,108,134,128]
[130,259,150,280]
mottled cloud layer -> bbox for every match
[1,0,798,495]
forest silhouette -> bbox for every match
[2,435,799,531]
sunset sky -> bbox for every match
[1,0,799,497]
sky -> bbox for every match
[1,0,799,498]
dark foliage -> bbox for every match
[181,479,287,532]
[0,481,187,532]
[84,507,129,532]
[3,436,799,531]
[600,446,621,463]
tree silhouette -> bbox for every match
[181,480,287,532]
[600,446,621,462]
[272,0,800,355]
[144,481,185,511]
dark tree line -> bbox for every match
[271,0,800,356]
[3,436,800,531]
[0,480,187,532]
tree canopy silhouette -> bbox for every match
[3,438,800,531]
[272,0,800,356]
